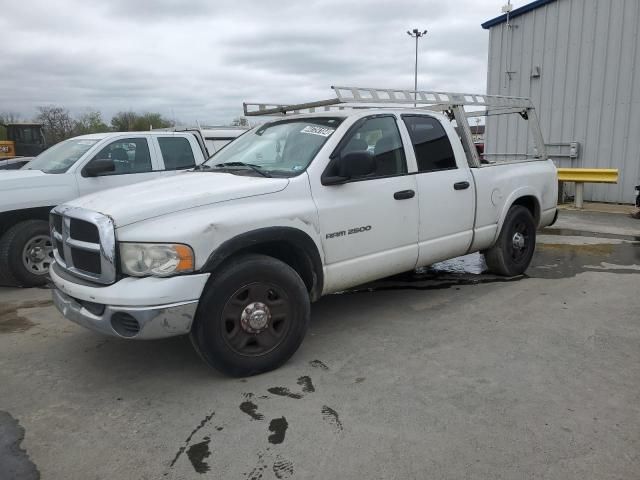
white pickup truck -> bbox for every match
[50,87,558,376]
[0,128,244,287]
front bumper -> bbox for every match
[50,264,210,339]
[52,288,198,339]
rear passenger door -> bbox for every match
[400,115,475,266]
[77,136,166,196]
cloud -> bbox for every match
[1,0,507,125]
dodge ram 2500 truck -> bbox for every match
[0,129,244,287]
[50,87,558,376]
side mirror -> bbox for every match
[83,158,115,177]
[323,151,376,185]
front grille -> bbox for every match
[71,249,101,274]
[50,206,116,284]
[70,219,99,243]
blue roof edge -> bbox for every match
[481,0,557,29]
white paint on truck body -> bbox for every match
[50,107,557,336]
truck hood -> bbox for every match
[66,171,290,227]
[0,170,77,213]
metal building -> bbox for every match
[482,0,640,203]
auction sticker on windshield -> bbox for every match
[300,126,334,137]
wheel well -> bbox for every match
[511,196,540,225]
[0,207,53,237]
[202,228,324,302]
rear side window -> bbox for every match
[158,137,196,170]
[402,116,457,172]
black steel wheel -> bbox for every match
[0,220,53,287]
[191,254,310,377]
[507,218,532,264]
[221,282,292,357]
[485,205,536,276]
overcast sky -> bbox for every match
[1,0,515,125]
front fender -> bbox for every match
[0,173,78,214]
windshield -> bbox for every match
[203,117,343,176]
[26,138,99,174]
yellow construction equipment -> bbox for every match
[557,168,619,208]
[0,140,16,158]
[0,123,47,159]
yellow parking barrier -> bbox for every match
[556,168,619,208]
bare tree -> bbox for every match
[111,111,174,131]
[74,111,110,136]
[0,111,21,125]
[36,105,74,144]
[110,111,138,131]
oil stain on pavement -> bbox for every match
[267,387,303,399]
[0,411,40,480]
[240,400,265,420]
[168,372,346,477]
[169,410,215,468]
[0,300,51,334]
[186,436,211,474]
[268,417,288,444]
[244,450,268,480]
[272,455,295,479]
[321,405,343,433]
[296,376,315,393]
[309,359,329,370]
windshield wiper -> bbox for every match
[212,162,272,178]
[192,164,212,171]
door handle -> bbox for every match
[453,181,470,190]
[394,189,415,200]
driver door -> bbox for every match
[76,136,164,196]
[310,115,419,293]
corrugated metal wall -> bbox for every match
[486,0,640,203]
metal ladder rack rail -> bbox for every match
[242,86,535,116]
[242,86,547,165]
[332,86,534,109]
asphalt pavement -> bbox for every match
[0,210,638,479]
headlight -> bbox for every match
[119,243,194,277]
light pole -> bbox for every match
[407,28,427,105]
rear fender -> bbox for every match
[493,188,541,243]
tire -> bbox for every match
[190,254,310,377]
[0,220,54,287]
[485,205,536,277]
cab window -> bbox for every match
[331,116,407,180]
[88,138,152,175]
[158,137,196,170]
[402,116,457,172]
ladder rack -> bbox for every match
[242,86,547,166]
[243,86,534,117]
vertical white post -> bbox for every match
[575,182,584,209]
